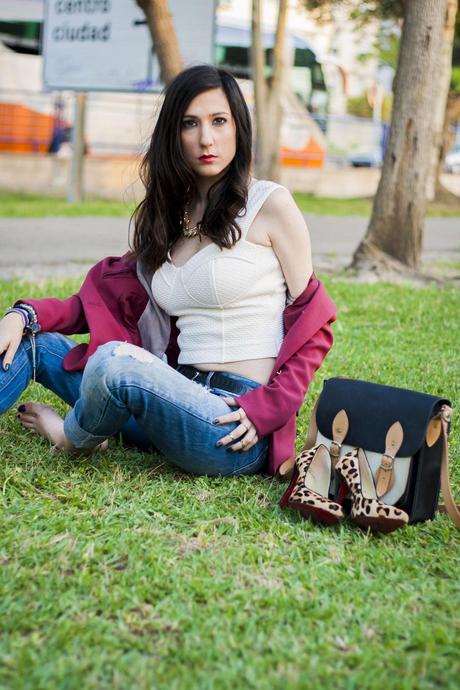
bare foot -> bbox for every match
[17,402,108,453]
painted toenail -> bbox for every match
[17,404,26,412]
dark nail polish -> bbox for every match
[216,441,222,447]
[3,363,10,371]
[212,419,220,425]
[17,404,26,412]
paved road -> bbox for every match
[0,215,458,280]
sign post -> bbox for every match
[68,93,86,203]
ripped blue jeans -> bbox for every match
[63,341,268,476]
[0,332,268,476]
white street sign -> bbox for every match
[43,0,216,92]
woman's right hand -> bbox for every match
[0,312,24,371]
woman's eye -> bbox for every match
[214,117,227,125]
[182,120,196,129]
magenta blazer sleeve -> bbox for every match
[18,256,145,338]
[237,322,334,436]
[18,295,88,335]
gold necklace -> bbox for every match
[181,204,201,239]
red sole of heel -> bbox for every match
[287,500,342,526]
[279,469,299,509]
[352,515,407,534]
[336,481,349,505]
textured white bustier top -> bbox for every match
[151,180,287,365]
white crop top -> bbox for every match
[151,180,287,365]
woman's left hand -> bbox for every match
[214,398,259,452]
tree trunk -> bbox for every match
[251,0,288,181]
[136,0,183,84]
[251,0,268,176]
[426,0,458,201]
[352,0,448,274]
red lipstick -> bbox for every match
[199,155,217,163]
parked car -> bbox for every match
[348,150,383,168]
[445,145,460,174]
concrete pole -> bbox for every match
[68,92,86,203]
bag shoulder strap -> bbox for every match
[439,405,460,529]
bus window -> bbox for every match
[215,23,329,129]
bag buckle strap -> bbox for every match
[441,404,452,435]
[330,409,349,469]
[376,421,404,499]
[328,409,349,497]
[329,441,341,464]
[427,405,452,448]
[441,405,451,422]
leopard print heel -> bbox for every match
[279,444,345,525]
[336,448,409,534]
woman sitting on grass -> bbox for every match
[0,64,335,477]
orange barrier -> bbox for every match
[0,103,55,153]
[280,136,325,168]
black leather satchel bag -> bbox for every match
[300,377,460,527]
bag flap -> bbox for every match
[316,378,450,457]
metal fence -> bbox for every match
[0,88,160,157]
[0,87,459,166]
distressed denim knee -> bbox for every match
[86,341,159,380]
[85,340,122,373]
[85,341,165,398]
[64,341,166,448]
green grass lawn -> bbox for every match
[0,277,459,690]
[1,190,459,217]
[0,191,136,218]
[294,194,460,217]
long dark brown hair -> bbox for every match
[130,64,253,273]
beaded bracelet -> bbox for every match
[14,301,38,326]
[5,303,40,381]
[4,304,41,337]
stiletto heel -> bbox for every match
[279,468,299,509]
[336,448,409,534]
[279,444,345,525]
[336,480,349,506]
